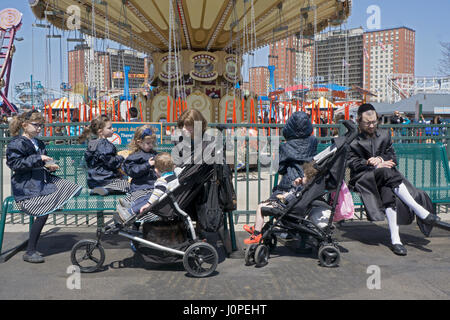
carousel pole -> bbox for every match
[67,101,71,136]
[167,96,171,124]
[43,105,47,136]
[89,101,93,121]
[224,101,228,123]
[49,105,53,136]
[139,101,143,122]
[126,101,130,122]
[117,99,121,121]
[241,97,245,123]
[260,98,263,124]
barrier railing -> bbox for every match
[1,122,449,226]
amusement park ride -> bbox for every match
[0,8,22,115]
[29,0,352,123]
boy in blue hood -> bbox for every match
[243,111,318,244]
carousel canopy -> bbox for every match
[30,0,352,54]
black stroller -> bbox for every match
[70,149,234,278]
[245,120,359,268]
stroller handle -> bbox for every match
[341,120,358,144]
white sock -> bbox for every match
[385,207,402,245]
[393,183,430,220]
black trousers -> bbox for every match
[374,168,403,209]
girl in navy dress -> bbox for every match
[7,110,82,263]
[78,115,130,195]
[117,125,159,223]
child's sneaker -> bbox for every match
[243,224,255,234]
[90,187,109,196]
[117,204,135,224]
[119,198,132,208]
[244,233,262,245]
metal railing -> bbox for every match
[1,122,450,226]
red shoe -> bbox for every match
[244,233,262,245]
[243,224,255,234]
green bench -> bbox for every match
[315,143,450,213]
[0,143,175,258]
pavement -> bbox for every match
[0,219,449,300]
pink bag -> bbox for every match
[331,181,355,222]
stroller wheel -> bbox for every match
[318,244,340,268]
[263,234,278,252]
[183,242,218,278]
[244,244,257,266]
[254,245,269,267]
[70,239,105,273]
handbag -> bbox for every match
[331,181,355,222]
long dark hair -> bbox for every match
[77,115,110,143]
[9,110,45,136]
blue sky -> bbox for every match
[3,0,450,94]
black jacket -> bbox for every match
[123,150,158,192]
[348,129,397,188]
[6,136,56,201]
[276,112,318,192]
[84,139,125,189]
[348,129,435,232]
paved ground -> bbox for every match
[0,220,449,300]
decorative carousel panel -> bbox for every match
[151,92,174,122]
[219,93,242,123]
[186,90,213,123]
[190,51,218,82]
[223,54,239,83]
[158,53,183,82]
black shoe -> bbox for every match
[391,244,407,256]
[23,252,45,263]
[423,214,441,226]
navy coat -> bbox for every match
[84,139,125,189]
[123,149,158,192]
[275,112,318,192]
[6,136,56,201]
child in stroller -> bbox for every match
[70,137,234,278]
[116,152,180,225]
[244,120,358,268]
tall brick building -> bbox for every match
[269,36,314,90]
[249,66,269,97]
[363,27,415,102]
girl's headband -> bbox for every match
[141,128,153,139]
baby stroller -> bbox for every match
[245,120,359,268]
[70,149,233,278]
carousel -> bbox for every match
[30,0,352,123]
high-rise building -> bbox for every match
[68,43,109,95]
[363,27,415,103]
[249,66,269,97]
[315,27,364,100]
[268,35,314,92]
[107,48,147,90]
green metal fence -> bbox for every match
[1,121,449,226]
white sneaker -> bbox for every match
[117,204,134,223]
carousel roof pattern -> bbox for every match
[31,0,351,54]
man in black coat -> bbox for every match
[348,104,441,256]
